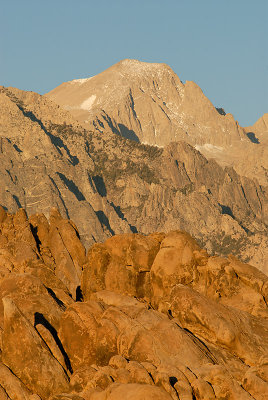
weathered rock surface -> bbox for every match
[0,87,267,271]
[2,297,69,398]
[0,210,267,399]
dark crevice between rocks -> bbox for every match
[30,224,42,253]
[167,309,173,320]
[34,312,73,375]
[169,376,178,387]
[148,371,155,384]
[136,271,148,298]
[46,287,66,310]
[76,286,83,302]
[207,381,217,397]
[0,385,9,398]
[262,295,268,308]
[1,363,31,391]
[56,228,82,301]
[180,326,218,365]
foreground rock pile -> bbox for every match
[0,206,267,399]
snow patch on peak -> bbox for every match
[195,143,224,153]
[69,77,94,85]
[80,95,96,111]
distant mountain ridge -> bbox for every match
[46,59,246,147]
[46,59,268,185]
[0,85,267,272]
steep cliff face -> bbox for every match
[46,59,268,185]
[0,208,267,399]
[0,86,267,271]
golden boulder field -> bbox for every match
[0,206,267,399]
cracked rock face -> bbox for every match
[0,208,267,399]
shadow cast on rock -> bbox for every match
[16,98,79,165]
[246,132,260,144]
[110,202,138,233]
[34,312,73,374]
[92,175,107,197]
[57,172,85,201]
[96,210,115,235]
[118,123,140,142]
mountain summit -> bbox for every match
[46,59,245,147]
[46,59,268,185]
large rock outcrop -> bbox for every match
[0,209,267,399]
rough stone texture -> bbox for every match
[89,383,174,399]
[0,212,267,398]
[0,85,268,271]
[2,297,69,398]
[81,233,160,301]
[0,361,32,400]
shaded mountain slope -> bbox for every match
[0,86,267,271]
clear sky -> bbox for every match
[1,0,267,126]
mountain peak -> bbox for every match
[46,58,245,149]
[118,58,169,69]
[113,58,174,78]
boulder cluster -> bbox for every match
[0,206,267,399]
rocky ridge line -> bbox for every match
[0,86,267,271]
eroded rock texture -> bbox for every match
[0,208,267,399]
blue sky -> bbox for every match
[1,0,267,126]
